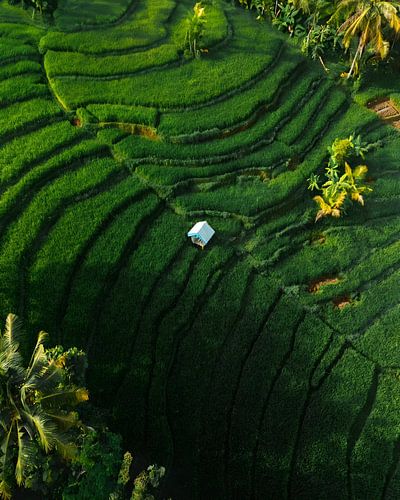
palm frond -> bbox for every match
[15,424,34,486]
[0,479,12,500]
[381,2,400,32]
[0,422,15,475]
[54,439,78,461]
[0,314,25,379]
[0,423,15,498]
[46,411,80,430]
[26,331,48,381]
[38,388,89,410]
[6,381,21,420]
[0,350,24,380]
[3,314,24,352]
[30,413,57,453]
[32,360,64,394]
[18,409,35,440]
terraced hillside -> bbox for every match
[0,0,400,498]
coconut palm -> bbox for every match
[0,314,88,499]
[332,0,400,78]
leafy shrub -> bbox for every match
[308,134,373,220]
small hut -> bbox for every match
[187,221,215,249]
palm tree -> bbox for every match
[332,0,400,78]
[0,314,88,499]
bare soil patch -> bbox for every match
[71,117,82,127]
[367,98,400,129]
[333,295,351,309]
[308,276,339,293]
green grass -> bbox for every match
[85,104,158,126]
[27,174,146,335]
[48,12,283,109]
[1,1,399,498]
[0,60,42,80]
[40,0,177,53]
[0,97,61,135]
[158,51,306,136]
[350,371,400,500]
[44,44,180,78]
[0,120,82,183]
[50,47,279,109]
[0,155,118,312]
[0,39,38,60]
[291,349,376,499]
[54,0,132,30]
[0,3,44,27]
[87,211,192,406]
[61,193,160,338]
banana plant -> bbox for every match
[313,191,346,220]
[184,2,207,58]
[308,135,372,221]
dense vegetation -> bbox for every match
[238,0,400,79]
[0,0,399,498]
[0,313,165,499]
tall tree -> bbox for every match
[0,314,88,499]
[332,0,400,78]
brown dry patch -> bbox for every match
[100,122,160,140]
[136,124,160,140]
[310,233,326,246]
[71,118,81,127]
[392,118,400,129]
[120,123,160,140]
[308,276,339,293]
[367,98,400,127]
[333,295,351,309]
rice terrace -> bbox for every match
[0,0,399,498]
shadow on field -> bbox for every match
[12,259,400,500]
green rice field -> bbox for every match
[0,0,399,497]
